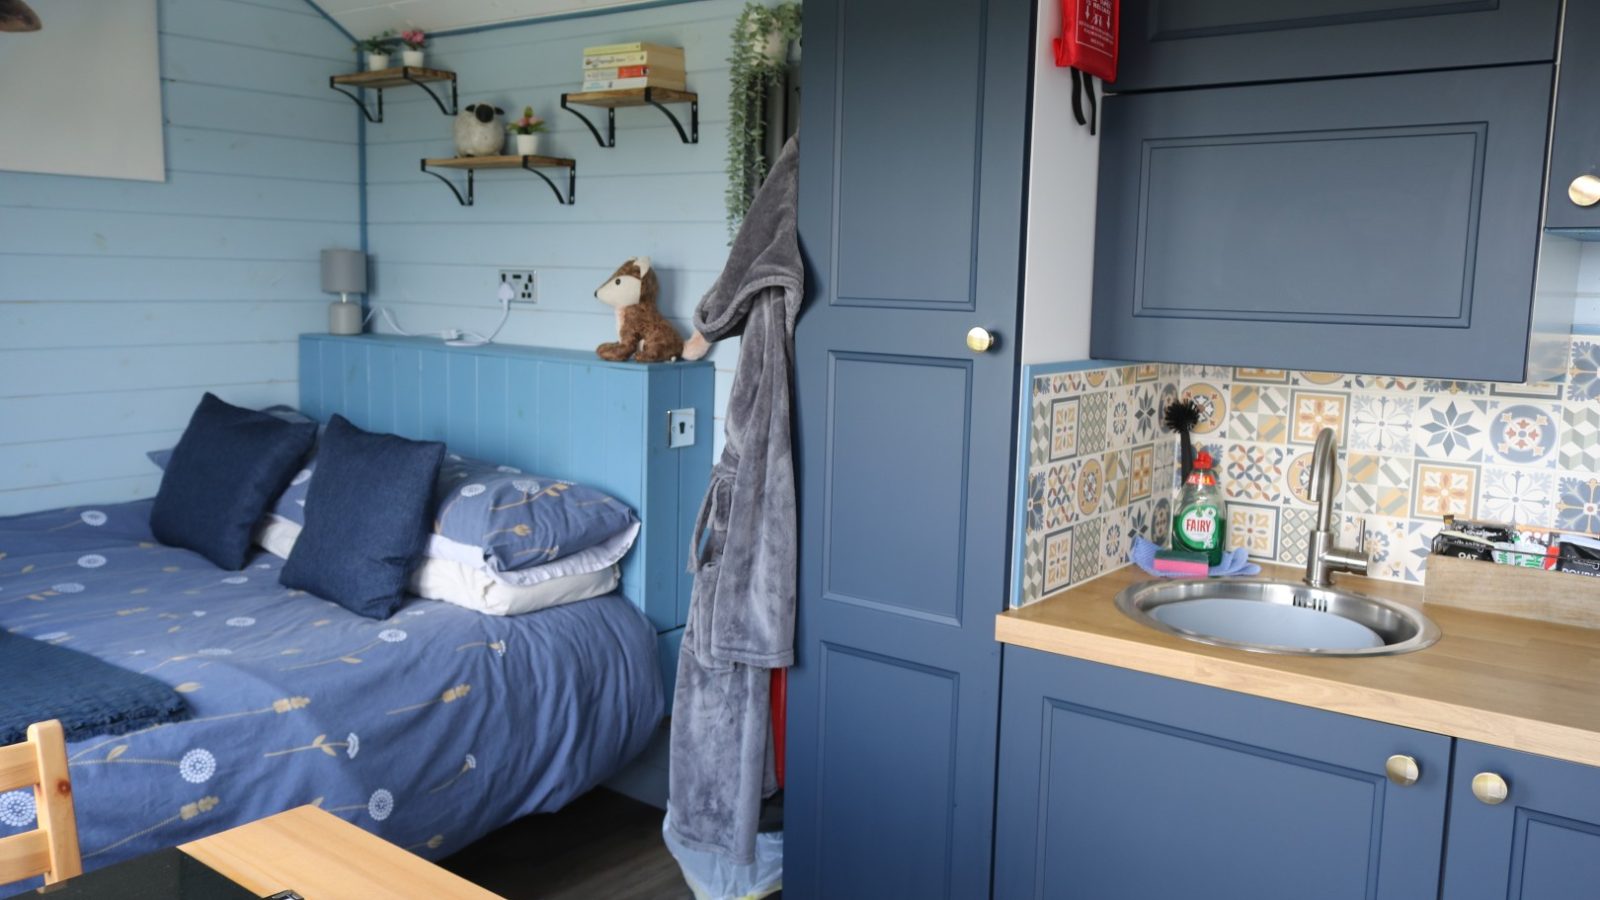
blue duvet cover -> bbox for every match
[0,501,663,873]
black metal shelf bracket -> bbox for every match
[420,158,576,207]
[562,95,615,148]
[406,71,459,117]
[647,90,698,145]
[421,159,473,205]
[329,71,458,124]
[331,77,384,123]
[560,88,699,148]
[522,157,577,206]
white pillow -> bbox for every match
[253,516,620,616]
[426,522,639,586]
[412,555,618,616]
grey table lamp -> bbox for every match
[321,248,367,335]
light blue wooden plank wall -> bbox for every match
[298,334,713,645]
[0,0,360,515]
[359,0,748,457]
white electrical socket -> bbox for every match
[667,408,696,448]
[498,269,538,303]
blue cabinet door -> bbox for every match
[1441,740,1600,900]
[995,648,1450,900]
[786,0,1031,892]
[1090,64,1554,382]
[1114,0,1558,92]
[1546,0,1600,231]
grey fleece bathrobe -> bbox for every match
[666,134,803,865]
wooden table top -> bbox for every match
[997,563,1600,768]
[179,806,502,900]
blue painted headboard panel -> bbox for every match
[297,334,713,661]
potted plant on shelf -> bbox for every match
[399,29,427,67]
[725,1,801,236]
[507,107,546,156]
[356,30,395,70]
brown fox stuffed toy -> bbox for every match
[594,256,684,363]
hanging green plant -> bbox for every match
[725,1,801,238]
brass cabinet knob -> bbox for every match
[1385,754,1420,787]
[1472,772,1509,805]
[1570,174,1600,207]
[966,327,997,353]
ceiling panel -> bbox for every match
[312,0,657,36]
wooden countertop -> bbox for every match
[996,564,1600,768]
[180,806,501,899]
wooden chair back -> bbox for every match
[0,720,82,886]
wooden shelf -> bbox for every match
[423,154,575,170]
[332,66,454,89]
[563,87,696,108]
[420,155,577,206]
[329,67,457,123]
[560,87,698,147]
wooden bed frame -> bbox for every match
[297,334,713,695]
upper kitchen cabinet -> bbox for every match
[1115,0,1559,92]
[1547,0,1600,232]
[1090,64,1559,381]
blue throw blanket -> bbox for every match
[0,629,189,745]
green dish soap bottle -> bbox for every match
[1172,450,1227,567]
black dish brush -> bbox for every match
[1163,398,1202,482]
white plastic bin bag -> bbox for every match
[662,819,782,900]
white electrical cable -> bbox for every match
[363,281,515,347]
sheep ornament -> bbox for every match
[594,257,684,363]
[453,103,505,157]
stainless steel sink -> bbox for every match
[1114,579,1440,657]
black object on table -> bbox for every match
[17,847,274,899]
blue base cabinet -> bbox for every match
[1441,740,1600,900]
[994,648,1451,900]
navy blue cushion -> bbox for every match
[280,415,444,618]
[150,393,317,570]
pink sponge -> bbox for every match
[1153,549,1209,577]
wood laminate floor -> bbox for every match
[442,789,693,899]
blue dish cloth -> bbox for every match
[1128,534,1261,578]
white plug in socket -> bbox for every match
[498,270,538,302]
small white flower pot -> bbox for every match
[366,51,390,71]
[515,133,541,156]
[401,48,425,67]
[743,21,787,64]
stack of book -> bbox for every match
[581,42,686,92]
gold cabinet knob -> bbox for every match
[1472,772,1509,805]
[1570,174,1600,207]
[1385,754,1420,787]
[966,327,997,353]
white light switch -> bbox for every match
[667,408,696,448]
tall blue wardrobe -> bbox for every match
[785,0,1033,892]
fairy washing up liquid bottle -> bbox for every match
[1172,450,1227,566]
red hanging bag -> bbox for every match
[1052,0,1118,134]
[1053,0,1118,81]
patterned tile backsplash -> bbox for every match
[1019,363,1181,606]
[1015,336,1600,607]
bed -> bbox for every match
[0,335,714,874]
